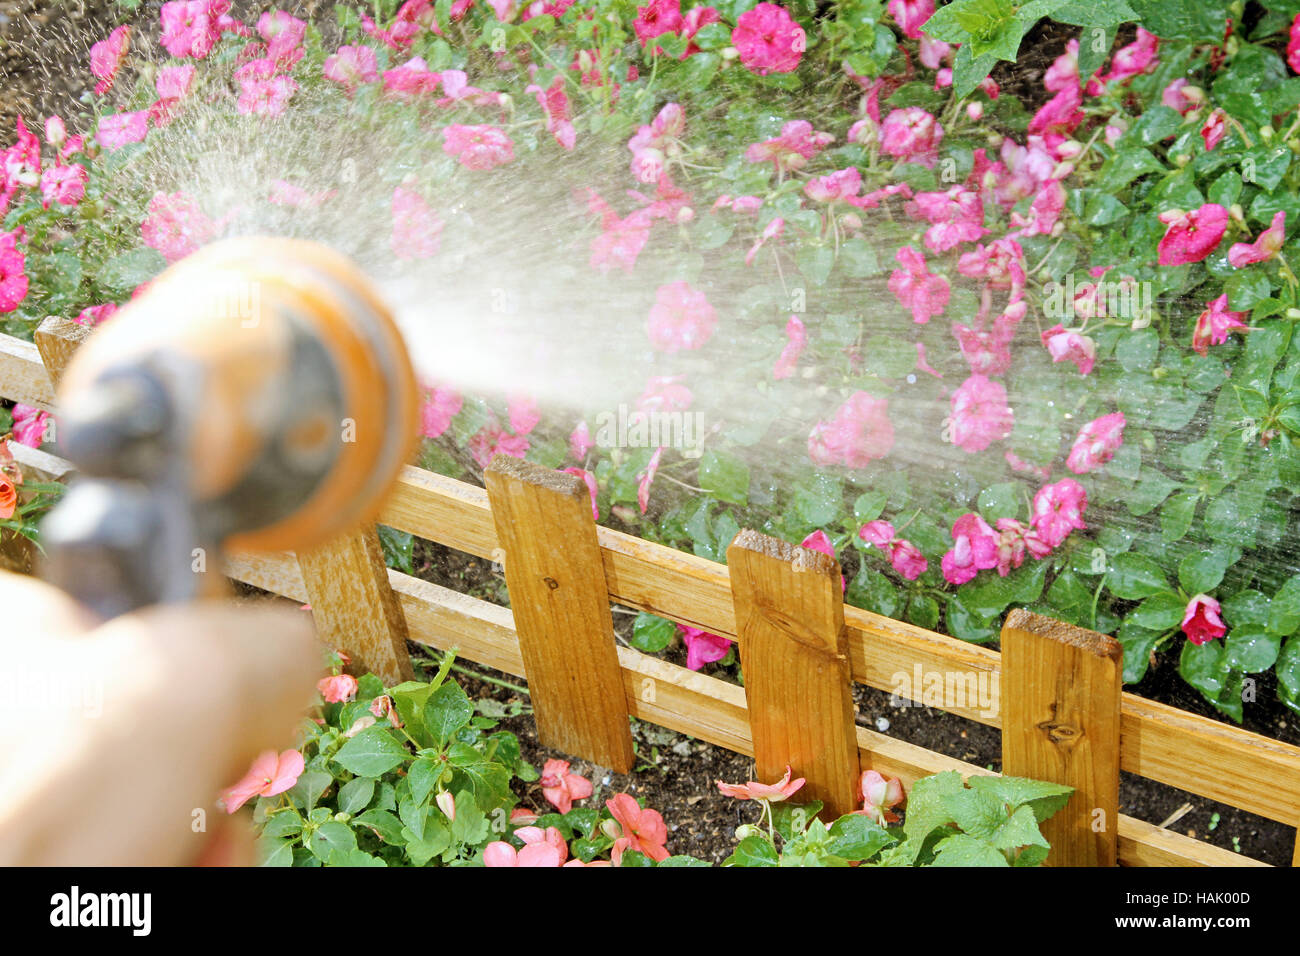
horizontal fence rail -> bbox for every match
[1,323,1293,867]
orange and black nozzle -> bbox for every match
[41,237,421,620]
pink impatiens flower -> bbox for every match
[96,111,149,150]
[731,3,805,76]
[159,0,224,60]
[717,764,805,802]
[773,315,806,379]
[859,770,904,825]
[1162,78,1204,115]
[469,423,529,468]
[525,75,575,150]
[636,445,663,514]
[1191,294,1249,357]
[562,466,600,520]
[633,0,682,54]
[887,0,933,39]
[141,191,215,263]
[940,513,1000,586]
[1157,204,1228,266]
[1041,324,1096,376]
[745,120,833,173]
[904,186,986,251]
[420,384,462,438]
[646,280,716,352]
[1066,412,1126,475]
[0,239,29,314]
[90,25,131,95]
[383,57,441,99]
[391,184,443,259]
[1201,109,1227,152]
[1031,478,1087,549]
[1099,27,1158,86]
[1228,211,1286,268]
[258,9,307,67]
[39,164,87,209]
[220,749,304,813]
[10,403,48,446]
[879,108,944,167]
[949,374,1013,453]
[858,520,928,580]
[888,245,949,324]
[323,44,379,89]
[1290,13,1300,74]
[800,529,846,592]
[317,673,358,703]
[606,793,670,864]
[442,124,515,170]
[236,69,298,116]
[807,392,895,467]
[1182,594,1227,647]
[540,758,594,814]
[678,625,732,670]
[484,827,568,867]
[993,518,1050,577]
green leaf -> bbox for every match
[826,814,894,861]
[1160,491,1199,543]
[724,834,780,867]
[967,775,1073,825]
[698,449,749,506]
[308,822,358,862]
[796,245,833,285]
[1179,637,1229,700]
[931,833,1009,866]
[403,816,451,865]
[1178,550,1232,594]
[448,743,512,806]
[1269,576,1300,636]
[99,247,166,296]
[1115,618,1162,684]
[337,777,375,815]
[853,491,888,523]
[1051,0,1136,26]
[333,726,411,778]
[1096,149,1165,192]
[1224,628,1281,673]
[424,682,474,747]
[354,809,407,846]
[407,758,440,806]
[287,769,333,811]
[1107,552,1171,600]
[793,474,842,527]
[657,855,713,867]
[257,836,295,867]
[1122,105,1183,147]
[1116,328,1160,372]
[1129,591,1187,630]
[977,482,1021,522]
[630,612,677,653]
[1277,636,1300,710]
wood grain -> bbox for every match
[1002,609,1122,867]
[484,455,633,773]
[33,316,90,390]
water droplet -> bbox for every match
[875,716,891,732]
[906,374,917,384]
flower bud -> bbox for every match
[734,824,761,841]
[1287,308,1300,320]
[436,790,456,821]
[334,812,352,823]
[44,115,67,148]
[1056,139,1084,159]
[966,102,984,121]
[1151,367,1167,380]
[720,46,739,60]
[676,205,694,224]
[1173,153,1190,167]
[1229,203,1244,222]
[601,818,621,841]
[1261,124,1275,141]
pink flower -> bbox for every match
[90,25,131,95]
[2,116,40,193]
[993,518,1050,576]
[391,185,443,259]
[801,529,847,594]
[317,674,358,703]
[159,0,223,59]
[627,102,685,182]
[237,72,298,116]
[540,758,594,814]
[807,392,895,467]
[1044,39,1079,93]
[904,187,986,251]
[858,521,928,580]
[44,115,66,149]
[949,374,1013,453]
[39,164,87,209]
[469,424,529,468]
[859,770,904,825]
[74,303,118,327]
[324,45,379,89]
[1031,478,1087,549]
[96,111,149,150]
[484,827,568,867]
[915,341,942,378]
[1100,27,1158,85]
[570,421,594,460]
[888,245,949,324]
[880,108,944,167]
[1028,84,1083,138]
[268,179,335,208]
[1290,14,1300,74]
[1157,204,1228,266]
[1182,595,1227,647]
[606,793,670,864]
[156,64,197,101]
[956,238,1025,291]
[745,120,833,173]
[804,167,863,204]
[10,403,47,446]
[745,215,784,266]
[0,238,26,314]
[369,694,403,728]
[562,467,600,520]
[442,124,515,170]
[420,384,462,438]
[646,280,716,352]
[887,0,932,39]
[1228,211,1286,268]
[678,625,732,670]
[940,513,1000,585]
[383,57,441,99]
[1191,294,1249,357]
[141,191,214,263]
[717,764,805,802]
[634,0,683,52]
[1040,324,1095,376]
[1199,109,1228,154]
[773,315,806,379]
[636,446,663,514]
[1067,412,1126,475]
[525,76,575,150]
[436,69,507,108]
[731,3,805,76]
[220,749,304,813]
[954,301,1024,377]
[1162,78,1204,115]
[258,10,306,66]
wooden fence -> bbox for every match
[5,318,1300,867]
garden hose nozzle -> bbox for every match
[40,237,420,620]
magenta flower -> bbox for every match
[732,3,805,76]
[636,375,693,415]
[39,164,87,209]
[887,0,933,39]
[904,186,986,251]
[954,301,1023,377]
[1066,412,1126,475]
[804,167,862,204]
[1031,479,1087,549]
[391,185,443,260]
[570,421,594,460]
[1028,84,1083,138]
[1099,27,1158,85]
[949,374,1013,453]
[956,238,1025,291]
[880,107,944,167]
[633,0,683,52]
[773,315,806,379]
[1041,324,1095,376]
[562,467,600,520]
[1201,109,1227,152]
[442,124,515,170]
[1228,212,1286,268]
[807,392,895,467]
[1044,38,1080,93]
[646,280,716,352]
[679,625,732,670]
[469,424,529,469]
[220,749,304,813]
[96,110,149,150]
[1162,78,1204,115]
[1191,294,1249,357]
[540,759,594,814]
[383,57,441,99]
[636,445,663,514]
[237,72,298,116]
[159,0,222,60]
[525,75,575,150]
[745,120,833,173]
[888,245,949,324]
[258,10,306,66]
[1157,204,1228,266]
[323,44,379,89]
[10,403,47,446]
[141,191,214,263]
[859,520,928,580]
[90,25,131,95]
[156,63,196,101]
[627,102,685,182]
[1182,595,1227,647]
[74,303,118,327]
[941,513,1000,585]
[993,518,1050,577]
[1290,13,1300,74]
[420,384,462,438]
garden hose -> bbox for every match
[40,237,420,620]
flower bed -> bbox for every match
[6,1,1300,733]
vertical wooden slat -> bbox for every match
[483,455,633,772]
[1002,608,1122,867]
[34,316,91,390]
[1293,830,1299,867]
[726,529,861,820]
[298,526,413,685]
